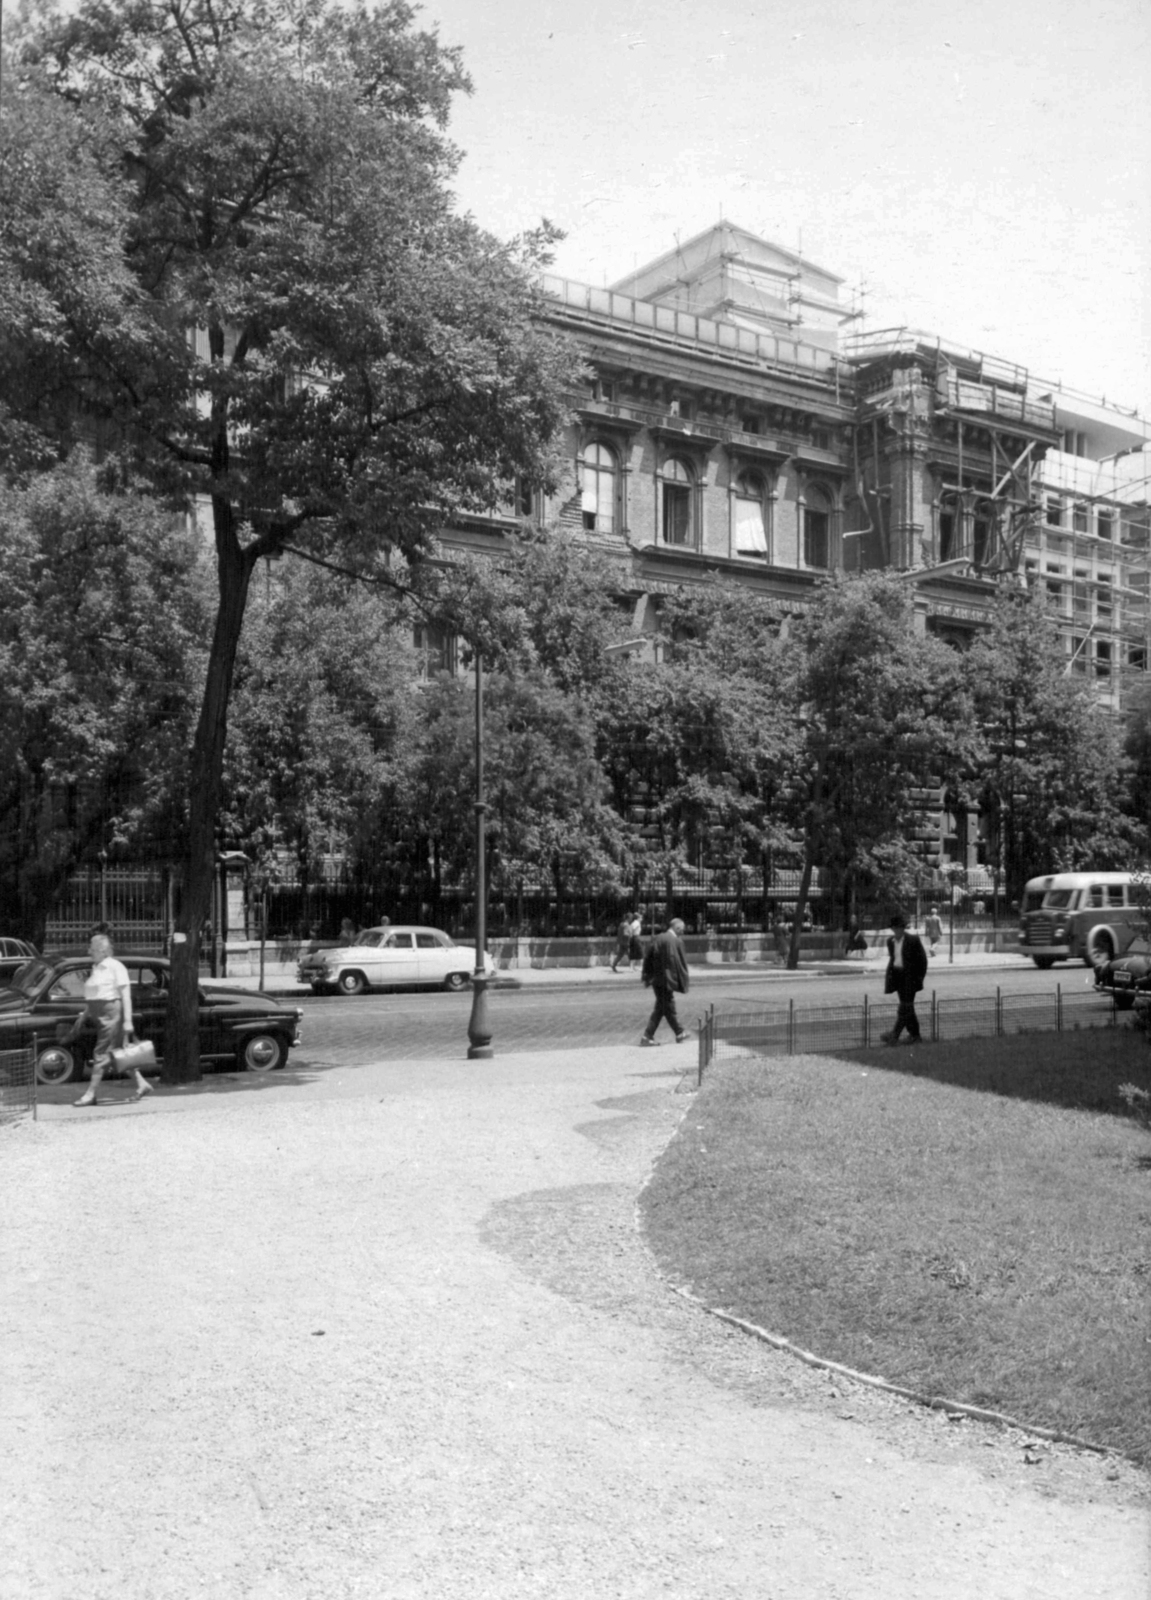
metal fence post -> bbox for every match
[32,1031,38,1121]
[862,993,869,1048]
[788,998,795,1055]
[996,986,1002,1037]
[931,990,938,1043]
[1057,984,1062,1031]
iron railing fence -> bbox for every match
[696,986,1122,1083]
[0,1039,37,1124]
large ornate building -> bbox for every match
[440,222,1151,889]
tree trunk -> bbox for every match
[163,501,256,1083]
[787,847,816,971]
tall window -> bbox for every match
[580,442,617,534]
[662,457,693,546]
[733,472,768,557]
[939,502,956,562]
[803,486,831,569]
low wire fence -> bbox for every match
[0,1040,37,1125]
[696,986,1125,1083]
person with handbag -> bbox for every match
[62,933,153,1106]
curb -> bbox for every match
[667,1287,1123,1462]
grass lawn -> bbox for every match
[641,1028,1151,1464]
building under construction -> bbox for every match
[440,221,1151,894]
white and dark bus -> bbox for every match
[1017,871,1145,968]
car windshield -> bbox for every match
[357,932,384,949]
[7,958,54,997]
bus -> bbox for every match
[1017,871,1146,968]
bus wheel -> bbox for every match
[1087,929,1115,968]
[1032,956,1056,970]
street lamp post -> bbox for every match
[467,649,493,1060]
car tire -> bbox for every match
[337,970,367,996]
[443,971,470,992]
[310,982,335,996]
[36,1044,76,1085]
[238,1033,287,1073]
[1032,956,1056,969]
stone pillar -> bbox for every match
[884,368,934,570]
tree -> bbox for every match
[221,562,422,886]
[0,457,205,942]
[0,79,142,476]
[966,593,1135,900]
[598,583,799,921]
[782,573,976,967]
[400,668,624,931]
[13,0,578,1077]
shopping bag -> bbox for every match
[111,1036,157,1075]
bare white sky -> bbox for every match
[422,0,1151,421]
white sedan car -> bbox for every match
[296,926,496,996]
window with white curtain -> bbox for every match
[580,441,617,533]
[733,471,768,556]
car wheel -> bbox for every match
[238,1033,287,1073]
[443,971,470,992]
[1032,956,1056,970]
[36,1044,76,1085]
[337,970,367,996]
[310,982,335,996]
[1114,992,1136,1011]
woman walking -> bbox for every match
[63,934,153,1107]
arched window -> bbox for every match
[580,441,618,534]
[803,485,831,569]
[662,457,693,546]
[733,471,768,557]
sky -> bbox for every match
[419,0,1151,425]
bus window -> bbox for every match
[1107,885,1125,907]
[1043,890,1078,910]
[1087,885,1105,908]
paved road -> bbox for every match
[288,960,1104,1066]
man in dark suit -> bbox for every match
[640,918,690,1045]
[881,911,928,1044]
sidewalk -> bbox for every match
[5,1040,1145,1599]
[207,949,1036,996]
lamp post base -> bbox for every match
[467,973,493,1059]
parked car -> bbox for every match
[0,937,38,985]
[297,925,496,995]
[0,952,303,1084]
[1093,949,1151,1011]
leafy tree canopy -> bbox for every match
[10,0,581,1077]
[0,456,206,941]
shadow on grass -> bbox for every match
[821,1026,1151,1121]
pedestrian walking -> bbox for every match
[62,933,153,1106]
[610,912,633,972]
[880,912,928,1045]
[639,917,690,1046]
[843,917,867,958]
[924,905,943,956]
[628,910,644,967]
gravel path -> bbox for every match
[2,1046,1147,1599]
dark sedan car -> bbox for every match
[1093,949,1151,1011]
[0,952,303,1084]
[0,937,38,986]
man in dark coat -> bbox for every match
[640,918,690,1045]
[881,911,929,1044]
